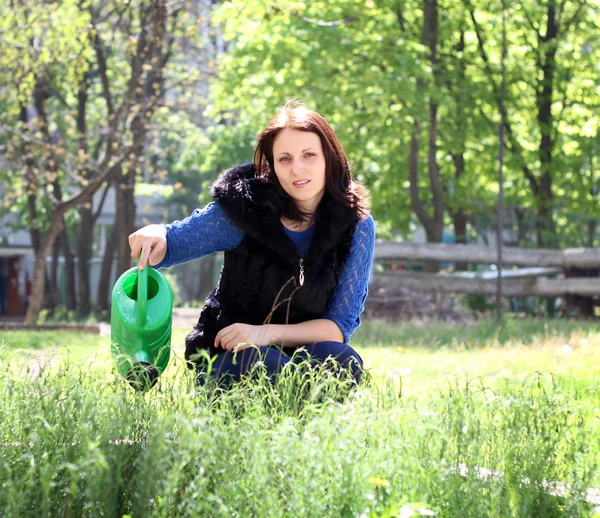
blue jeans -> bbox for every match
[196,341,364,389]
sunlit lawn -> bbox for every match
[3,318,599,443]
[1,317,599,516]
[360,323,600,397]
[2,317,599,397]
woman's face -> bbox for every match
[272,128,327,213]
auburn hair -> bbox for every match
[254,100,370,223]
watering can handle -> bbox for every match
[137,254,148,327]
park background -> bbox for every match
[0,0,599,516]
[0,0,598,323]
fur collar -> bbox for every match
[209,162,358,265]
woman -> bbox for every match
[129,101,376,388]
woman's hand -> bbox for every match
[128,224,167,269]
[214,324,273,353]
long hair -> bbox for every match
[254,100,371,223]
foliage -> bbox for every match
[0,0,91,227]
[152,108,257,217]
[0,0,208,323]
[209,0,600,244]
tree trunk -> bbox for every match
[514,207,528,246]
[76,71,93,317]
[535,1,559,248]
[49,176,77,311]
[115,169,137,276]
[19,104,42,259]
[60,229,77,311]
[116,104,146,275]
[424,0,444,246]
[96,223,118,314]
[452,210,469,271]
[50,238,60,309]
[449,153,468,270]
[535,177,558,248]
[407,0,443,272]
[25,217,65,325]
[448,31,468,271]
[588,220,597,248]
[197,256,216,300]
[77,206,93,316]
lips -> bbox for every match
[293,180,310,188]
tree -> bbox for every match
[209,0,599,250]
[209,0,495,245]
[0,0,200,324]
[465,0,600,247]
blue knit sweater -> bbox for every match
[155,201,376,343]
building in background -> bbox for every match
[0,186,168,318]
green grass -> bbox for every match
[0,330,107,353]
[0,318,599,517]
[353,316,600,349]
[3,317,599,395]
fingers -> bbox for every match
[128,225,167,269]
[129,233,142,263]
[214,325,257,352]
[215,326,236,349]
[216,329,251,352]
[217,335,236,352]
[148,240,167,266]
[223,338,236,352]
[139,242,152,270]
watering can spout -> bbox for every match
[134,350,150,364]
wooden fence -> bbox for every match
[373,242,600,297]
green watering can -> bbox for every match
[111,261,173,391]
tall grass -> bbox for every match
[0,346,597,517]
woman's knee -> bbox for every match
[197,346,292,386]
[302,341,362,364]
[297,341,364,383]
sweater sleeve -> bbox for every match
[154,201,245,269]
[322,215,376,343]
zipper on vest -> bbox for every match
[298,258,305,287]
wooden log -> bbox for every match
[375,242,600,268]
[451,267,561,280]
[374,272,600,297]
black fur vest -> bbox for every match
[184,162,359,364]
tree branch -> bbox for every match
[92,172,114,225]
[92,30,114,118]
[561,0,586,35]
[466,1,539,192]
[518,0,542,38]
[395,2,406,32]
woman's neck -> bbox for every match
[281,215,315,232]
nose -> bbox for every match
[291,161,304,176]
